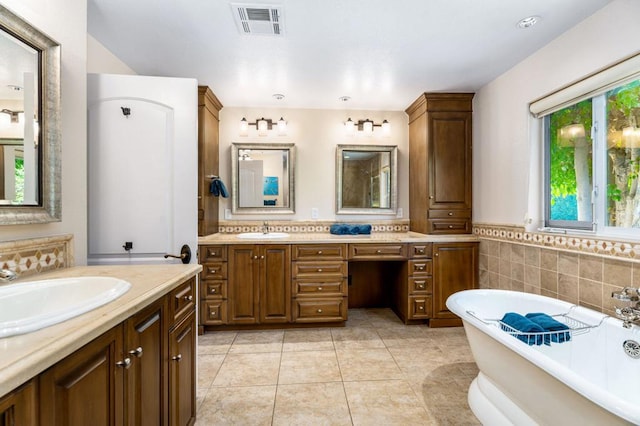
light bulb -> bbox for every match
[345,118,355,136]
[277,117,287,135]
[239,117,249,136]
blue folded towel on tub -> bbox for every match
[500,313,545,345]
[526,313,571,344]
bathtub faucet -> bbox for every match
[612,287,640,328]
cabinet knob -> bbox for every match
[318,250,323,254]
[448,225,454,229]
[419,306,424,311]
[253,255,258,259]
[376,250,382,254]
[417,265,424,271]
[418,283,425,289]
[448,212,453,216]
[210,288,217,293]
[318,268,323,272]
[116,358,132,369]
[184,295,193,302]
[317,287,323,291]
[435,253,439,257]
[317,309,323,313]
[417,249,424,254]
[260,255,265,259]
[172,354,182,362]
[129,347,143,358]
[212,311,217,316]
[429,196,434,199]
[209,269,216,274]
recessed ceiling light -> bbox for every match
[517,16,540,29]
[338,96,351,102]
[272,93,285,100]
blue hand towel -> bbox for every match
[500,312,545,345]
[525,313,571,344]
[209,178,229,198]
[330,224,349,235]
[330,224,372,235]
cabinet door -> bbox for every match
[428,111,472,211]
[40,325,125,426]
[259,245,291,323]
[228,245,259,324]
[168,311,196,426]
[432,242,478,319]
[0,380,37,426]
[125,298,167,426]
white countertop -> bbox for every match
[198,231,479,244]
[0,264,201,398]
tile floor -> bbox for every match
[196,308,480,425]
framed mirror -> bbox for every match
[336,144,397,215]
[0,5,61,225]
[231,143,295,214]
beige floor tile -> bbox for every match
[376,326,435,348]
[331,327,385,350]
[229,330,284,353]
[197,354,225,389]
[198,331,237,355]
[278,350,341,384]
[283,329,335,352]
[343,380,435,425]
[212,352,281,387]
[387,346,449,377]
[273,382,352,426]
[336,348,403,381]
[195,385,276,425]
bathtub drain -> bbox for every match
[623,340,640,359]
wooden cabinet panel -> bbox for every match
[408,277,432,294]
[168,310,196,426]
[197,86,222,236]
[200,245,227,262]
[293,298,347,323]
[408,259,432,275]
[228,245,260,324]
[292,244,346,260]
[169,277,196,324]
[260,245,291,323]
[200,300,227,325]
[292,261,347,277]
[432,242,478,321]
[348,243,407,260]
[409,243,432,258]
[293,278,347,296]
[201,262,227,280]
[201,280,227,299]
[0,380,37,426]
[40,325,124,426]
[427,220,471,234]
[125,298,167,426]
[409,295,432,319]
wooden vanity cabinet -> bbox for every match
[406,93,474,234]
[292,244,348,323]
[39,277,197,426]
[0,380,37,426]
[228,244,291,325]
[199,245,228,331]
[431,242,479,327]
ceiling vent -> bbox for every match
[231,3,284,36]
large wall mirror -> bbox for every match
[336,144,398,215]
[0,5,61,225]
[231,143,295,214]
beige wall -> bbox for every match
[1,0,88,264]
[219,107,409,222]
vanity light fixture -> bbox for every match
[239,116,287,136]
[0,108,22,124]
[344,118,391,137]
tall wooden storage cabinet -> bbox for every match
[406,93,474,234]
[198,86,223,236]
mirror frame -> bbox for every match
[336,144,398,215]
[231,142,296,214]
[0,5,61,225]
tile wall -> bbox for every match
[218,219,410,234]
[0,234,73,279]
[475,224,640,316]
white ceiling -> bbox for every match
[88,0,613,111]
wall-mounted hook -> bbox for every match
[122,241,133,251]
[121,107,131,118]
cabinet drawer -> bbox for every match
[409,259,432,275]
[200,245,227,262]
[293,278,347,296]
[427,219,471,234]
[293,298,347,323]
[428,210,471,219]
[169,277,196,323]
[292,244,347,260]
[292,261,346,277]
[409,243,432,258]
[348,244,407,260]
[200,300,227,325]
[408,295,432,319]
[200,280,227,299]
[408,277,432,294]
[201,262,227,280]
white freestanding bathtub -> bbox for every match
[446,289,640,425]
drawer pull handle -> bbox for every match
[376,250,382,254]
[317,309,323,313]
[416,265,424,270]
[429,195,434,199]
[209,269,216,274]
[184,295,193,302]
[418,306,424,310]
[116,358,132,369]
[318,250,323,254]
[317,287,323,291]
[448,225,454,229]
[418,283,425,289]
[129,347,143,358]
[318,268,323,272]
[417,249,424,254]
[448,212,453,216]
[211,288,217,293]
[172,354,182,362]
[211,251,217,256]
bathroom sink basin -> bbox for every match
[0,276,131,338]
[237,232,290,239]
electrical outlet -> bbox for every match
[396,207,403,218]
[311,208,319,219]
[224,208,232,219]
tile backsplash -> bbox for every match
[218,220,410,234]
[474,223,640,316]
[0,234,73,279]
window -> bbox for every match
[542,79,640,235]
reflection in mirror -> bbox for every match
[0,5,61,224]
[231,143,295,214]
[336,145,397,215]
